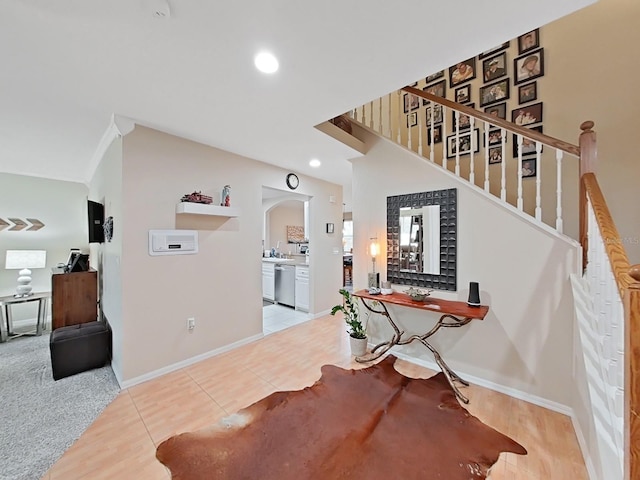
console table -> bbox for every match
[352,289,489,403]
[0,292,50,342]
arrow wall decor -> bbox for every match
[0,217,46,232]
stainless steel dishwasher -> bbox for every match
[274,264,295,308]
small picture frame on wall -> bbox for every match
[446,128,480,158]
[407,112,418,127]
[452,103,475,131]
[455,85,471,103]
[513,125,543,157]
[479,79,510,107]
[487,129,506,146]
[521,158,537,178]
[511,102,543,126]
[484,102,507,121]
[488,146,503,164]
[449,58,476,87]
[326,223,334,234]
[482,52,507,83]
[422,80,446,105]
[426,70,444,83]
[403,93,420,113]
[514,48,544,84]
[479,41,510,59]
[518,82,537,104]
[518,29,540,55]
[427,125,443,145]
[425,104,443,125]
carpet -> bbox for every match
[0,332,120,480]
[157,355,526,479]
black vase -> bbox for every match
[467,282,480,307]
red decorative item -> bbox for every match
[180,191,213,204]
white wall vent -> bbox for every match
[148,229,198,256]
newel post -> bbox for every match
[579,121,597,270]
[626,265,640,480]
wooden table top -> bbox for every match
[353,289,489,320]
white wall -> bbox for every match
[113,126,343,382]
[352,132,580,406]
[268,201,304,254]
[0,173,88,321]
[88,137,124,382]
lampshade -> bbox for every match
[5,250,47,297]
[369,239,379,257]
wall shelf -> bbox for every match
[175,202,241,217]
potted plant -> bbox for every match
[331,288,368,356]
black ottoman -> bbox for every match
[50,321,111,380]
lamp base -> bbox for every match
[367,272,380,289]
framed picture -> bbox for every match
[482,52,507,83]
[479,79,510,107]
[326,223,334,234]
[518,82,537,104]
[422,80,446,105]
[488,146,503,164]
[484,102,507,120]
[487,129,506,146]
[520,158,537,178]
[514,48,544,84]
[513,125,543,157]
[426,70,444,83]
[449,58,476,87]
[403,93,420,113]
[518,29,540,54]
[425,104,443,125]
[427,125,443,145]
[455,85,471,103]
[511,102,543,126]
[452,103,475,131]
[407,112,418,127]
[446,128,480,158]
[479,41,510,59]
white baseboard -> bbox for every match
[118,333,264,389]
[312,309,331,319]
[570,412,599,480]
[387,348,572,416]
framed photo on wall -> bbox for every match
[449,58,476,87]
[403,93,420,113]
[521,158,537,178]
[518,82,537,104]
[422,80,446,105]
[511,102,543,126]
[479,79,510,107]
[479,41,510,59]
[426,70,444,83]
[425,104,443,125]
[452,103,475,131]
[514,48,544,84]
[446,128,480,158]
[487,129,506,146]
[513,125,543,157]
[488,146,503,164]
[427,125,443,145]
[407,112,418,127]
[484,102,507,120]
[518,29,540,54]
[455,85,471,103]
[482,52,507,83]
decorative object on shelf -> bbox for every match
[286,225,305,243]
[220,185,231,207]
[380,280,393,295]
[103,216,114,242]
[326,223,334,234]
[404,286,433,302]
[467,282,481,307]
[518,28,540,54]
[180,191,213,204]
[514,48,544,84]
[5,250,47,297]
[368,237,380,288]
[286,173,299,190]
[330,288,368,356]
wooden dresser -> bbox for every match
[51,268,98,330]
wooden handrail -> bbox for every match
[582,172,634,295]
[402,85,580,157]
[627,266,640,480]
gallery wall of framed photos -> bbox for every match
[401,28,546,182]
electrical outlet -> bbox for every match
[187,317,195,331]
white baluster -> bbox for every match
[418,108,423,157]
[397,91,402,144]
[408,110,413,150]
[516,134,523,211]
[369,100,374,129]
[454,111,460,176]
[535,141,542,221]
[484,124,490,191]
[429,110,435,163]
[556,149,564,233]
[442,105,447,167]
[469,116,475,184]
[500,128,507,201]
[387,93,392,138]
[362,102,366,126]
[379,97,383,136]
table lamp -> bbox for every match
[368,238,380,288]
[5,250,47,297]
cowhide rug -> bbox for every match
[156,355,526,479]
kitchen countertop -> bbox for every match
[262,258,309,266]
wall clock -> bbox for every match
[286,173,299,190]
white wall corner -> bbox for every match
[571,411,600,480]
[83,114,136,185]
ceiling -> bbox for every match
[0,0,594,189]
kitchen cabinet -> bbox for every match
[262,262,275,301]
[295,265,309,312]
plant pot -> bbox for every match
[349,336,368,357]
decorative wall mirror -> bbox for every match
[387,188,457,291]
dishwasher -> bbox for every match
[274,264,296,308]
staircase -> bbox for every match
[320,87,640,480]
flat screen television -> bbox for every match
[88,200,105,243]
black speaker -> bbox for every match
[467,282,481,307]
[88,200,104,243]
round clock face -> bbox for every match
[286,173,299,190]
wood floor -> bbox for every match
[42,314,588,479]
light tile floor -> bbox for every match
[262,303,311,335]
[42,313,588,479]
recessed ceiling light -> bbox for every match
[254,51,279,74]
[309,159,321,168]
